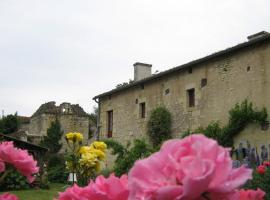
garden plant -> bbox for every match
[0,133,268,199]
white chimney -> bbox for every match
[133,62,152,81]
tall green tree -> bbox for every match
[0,113,20,134]
[40,119,63,153]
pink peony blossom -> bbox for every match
[239,188,265,200]
[56,184,86,200]
[0,141,39,183]
[57,174,129,200]
[257,165,266,175]
[0,193,19,200]
[0,161,5,173]
[128,134,252,200]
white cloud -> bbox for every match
[0,0,269,116]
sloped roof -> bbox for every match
[93,32,270,100]
[0,133,48,152]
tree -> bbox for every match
[0,113,20,134]
[40,119,63,153]
[147,106,172,146]
[88,106,98,124]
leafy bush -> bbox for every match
[147,106,172,146]
[47,166,68,183]
[104,139,154,176]
[182,100,268,147]
[47,154,68,183]
[0,170,30,191]
[245,168,270,200]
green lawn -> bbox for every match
[2,183,67,200]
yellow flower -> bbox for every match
[79,146,91,154]
[89,148,106,160]
[79,146,105,161]
[90,141,107,152]
[65,132,83,143]
[79,153,97,168]
[74,132,83,142]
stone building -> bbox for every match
[93,31,270,151]
[26,102,90,151]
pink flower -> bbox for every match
[128,134,252,200]
[57,174,129,200]
[56,184,85,200]
[257,165,266,175]
[0,193,19,200]
[0,141,39,183]
[239,189,265,200]
[0,161,5,173]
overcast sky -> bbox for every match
[0,0,269,116]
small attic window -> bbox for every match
[188,67,193,74]
[141,84,145,90]
[165,88,170,95]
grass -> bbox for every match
[2,183,67,200]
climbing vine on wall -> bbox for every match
[147,106,172,146]
[182,99,268,147]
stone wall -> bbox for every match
[98,41,270,147]
[28,102,90,152]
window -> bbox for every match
[107,110,113,138]
[165,88,170,95]
[247,66,251,72]
[188,67,193,74]
[201,78,207,88]
[141,84,145,90]
[140,102,146,118]
[187,88,195,107]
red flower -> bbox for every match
[257,165,266,175]
[263,161,270,167]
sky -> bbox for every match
[0,0,270,116]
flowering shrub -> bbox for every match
[0,141,39,200]
[57,134,265,200]
[245,161,270,200]
[0,141,39,183]
[65,132,107,185]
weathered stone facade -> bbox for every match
[28,102,90,152]
[94,32,270,151]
